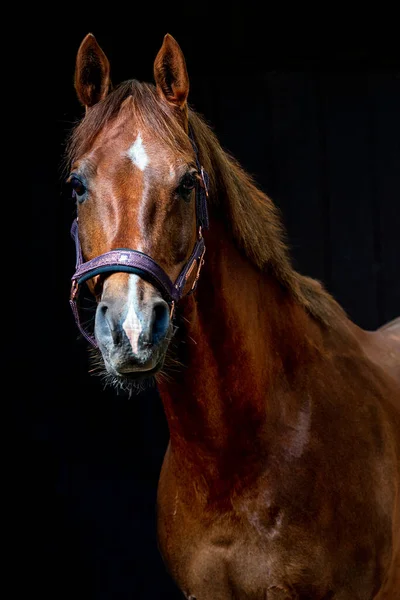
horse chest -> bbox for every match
[190,541,311,599]
[158,501,331,600]
[157,436,395,599]
[157,478,389,600]
[160,525,274,598]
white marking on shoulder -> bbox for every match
[127,133,149,171]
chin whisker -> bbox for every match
[100,368,156,396]
[86,347,157,396]
[178,314,191,325]
[155,369,174,385]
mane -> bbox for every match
[66,79,346,327]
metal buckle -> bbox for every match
[191,246,206,292]
[200,166,209,197]
[70,279,79,300]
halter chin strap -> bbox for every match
[69,128,209,347]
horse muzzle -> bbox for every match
[95,274,171,377]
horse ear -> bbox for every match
[75,33,110,108]
[153,34,189,109]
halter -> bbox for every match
[69,129,210,347]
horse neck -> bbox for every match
[157,215,325,484]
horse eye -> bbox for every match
[69,175,87,200]
[177,172,197,199]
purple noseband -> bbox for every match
[69,128,209,347]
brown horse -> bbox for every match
[66,33,400,599]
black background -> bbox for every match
[26,6,399,599]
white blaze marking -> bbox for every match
[122,275,143,353]
[127,133,149,171]
[122,275,156,353]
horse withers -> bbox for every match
[66,32,400,599]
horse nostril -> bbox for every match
[150,301,170,345]
[96,301,121,345]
